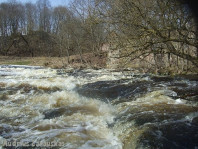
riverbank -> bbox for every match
[0,53,107,69]
[0,55,197,75]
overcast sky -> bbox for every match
[0,0,71,7]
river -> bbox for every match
[0,65,198,149]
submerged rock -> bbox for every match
[76,80,153,102]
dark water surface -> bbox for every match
[0,65,198,149]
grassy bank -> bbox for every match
[1,54,197,75]
[0,53,107,69]
[0,56,63,68]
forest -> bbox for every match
[0,0,198,74]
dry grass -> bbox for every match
[0,56,64,68]
[0,53,107,69]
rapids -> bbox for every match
[0,65,198,149]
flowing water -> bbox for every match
[0,65,198,149]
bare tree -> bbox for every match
[98,0,198,70]
[37,0,52,33]
[25,2,37,34]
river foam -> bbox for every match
[0,65,198,149]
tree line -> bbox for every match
[0,0,106,63]
[0,0,198,72]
